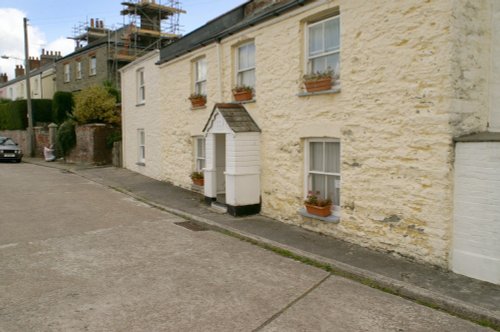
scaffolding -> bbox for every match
[67,0,185,87]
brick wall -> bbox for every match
[67,124,113,165]
[0,128,49,158]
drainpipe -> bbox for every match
[216,40,223,102]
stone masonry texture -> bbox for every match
[121,0,496,268]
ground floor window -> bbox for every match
[305,139,341,208]
[195,136,206,171]
[138,129,145,164]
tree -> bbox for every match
[73,85,120,125]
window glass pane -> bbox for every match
[326,53,340,76]
[311,174,326,198]
[309,24,323,56]
[324,18,340,52]
[197,58,207,81]
[197,138,205,158]
[239,45,249,70]
[311,57,327,74]
[238,69,255,87]
[310,142,324,171]
[195,81,206,95]
[327,175,341,206]
[325,142,340,173]
[247,43,255,67]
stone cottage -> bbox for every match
[120,0,500,284]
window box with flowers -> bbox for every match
[189,93,207,108]
[303,70,335,93]
[190,171,204,186]
[304,191,332,217]
[232,85,254,102]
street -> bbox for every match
[0,163,490,331]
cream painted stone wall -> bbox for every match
[450,0,491,135]
[121,50,164,180]
[121,0,495,267]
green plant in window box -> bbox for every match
[189,93,207,108]
[304,191,332,217]
[190,171,204,186]
[232,85,254,102]
[303,69,334,93]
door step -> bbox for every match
[210,201,227,213]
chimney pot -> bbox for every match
[90,18,94,28]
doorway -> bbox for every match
[215,133,226,204]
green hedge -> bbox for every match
[52,92,73,124]
[0,99,53,130]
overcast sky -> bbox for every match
[0,0,247,79]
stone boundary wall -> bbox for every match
[67,124,113,165]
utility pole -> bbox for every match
[24,17,34,157]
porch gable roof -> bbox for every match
[203,103,261,133]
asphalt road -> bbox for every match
[0,163,491,331]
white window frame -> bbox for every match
[305,15,340,79]
[76,61,82,80]
[64,63,70,82]
[195,136,206,171]
[89,56,97,76]
[33,78,39,95]
[137,129,145,164]
[194,57,207,95]
[236,41,256,88]
[137,68,145,104]
[304,138,341,214]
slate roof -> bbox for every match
[203,103,261,133]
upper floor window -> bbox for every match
[236,42,255,88]
[137,68,145,104]
[89,56,97,76]
[64,63,71,82]
[76,61,82,80]
[307,15,340,78]
[305,139,341,214]
[194,57,207,95]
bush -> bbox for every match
[106,129,122,149]
[73,85,119,125]
[0,99,53,130]
[56,120,76,157]
[52,92,74,124]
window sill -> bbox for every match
[191,105,207,110]
[136,102,146,107]
[297,86,341,97]
[136,162,145,166]
[298,207,340,223]
[234,99,256,104]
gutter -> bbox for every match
[156,0,306,66]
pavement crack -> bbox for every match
[252,273,331,332]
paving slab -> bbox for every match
[261,276,491,332]
[21,159,500,329]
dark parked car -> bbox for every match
[0,136,23,163]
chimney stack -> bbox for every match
[28,56,41,70]
[0,73,8,83]
[90,18,95,28]
[15,65,25,78]
[40,49,62,66]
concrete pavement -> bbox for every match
[0,160,499,331]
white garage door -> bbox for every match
[453,142,500,285]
